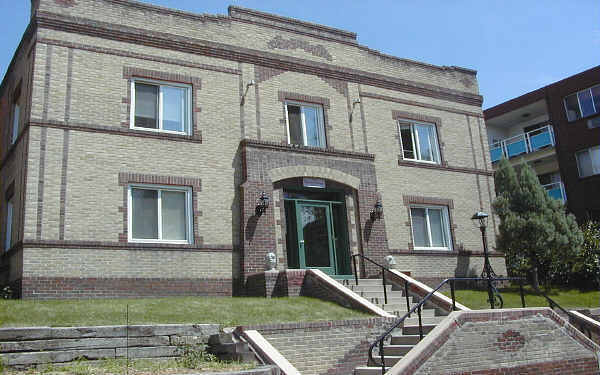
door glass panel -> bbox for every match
[287,105,303,145]
[162,86,187,132]
[428,209,446,247]
[332,203,349,275]
[303,106,324,147]
[131,188,158,239]
[161,190,187,240]
[301,205,331,267]
[578,90,595,117]
[134,83,158,129]
[411,208,428,247]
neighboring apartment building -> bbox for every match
[484,66,600,222]
[0,0,505,298]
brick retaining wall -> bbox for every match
[237,317,396,375]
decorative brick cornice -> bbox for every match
[241,139,375,161]
[122,67,202,87]
[267,36,332,61]
[33,12,483,107]
[118,172,201,189]
[361,92,483,117]
[398,159,494,176]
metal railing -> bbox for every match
[351,254,392,305]
[490,124,555,163]
[542,181,567,202]
[366,276,593,374]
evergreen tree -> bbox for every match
[493,159,583,288]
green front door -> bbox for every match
[296,202,336,275]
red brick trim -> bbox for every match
[393,110,447,166]
[34,12,482,107]
[389,249,505,257]
[361,91,484,117]
[21,276,233,299]
[28,120,203,143]
[398,158,494,176]
[117,172,202,245]
[255,65,285,83]
[20,239,233,252]
[58,130,70,240]
[122,66,202,141]
[241,138,374,161]
[35,127,47,240]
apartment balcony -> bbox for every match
[490,125,555,163]
[542,181,566,202]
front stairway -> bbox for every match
[340,279,447,375]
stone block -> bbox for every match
[0,348,116,366]
[0,327,52,341]
[115,346,178,358]
[0,336,170,353]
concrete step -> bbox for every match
[370,355,403,366]
[404,316,447,326]
[341,279,387,286]
[403,324,436,336]
[346,285,394,294]
[390,335,421,345]
[354,366,390,375]
[382,344,413,356]
[352,289,409,299]
[366,296,416,305]
[380,305,436,318]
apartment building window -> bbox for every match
[564,84,600,121]
[285,102,326,148]
[398,121,441,163]
[410,206,452,250]
[576,146,600,178]
[131,80,191,134]
[11,83,21,144]
[4,193,13,252]
[128,185,192,243]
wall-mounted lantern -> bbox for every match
[370,200,383,220]
[255,191,270,216]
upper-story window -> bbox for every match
[410,205,452,251]
[564,84,600,121]
[130,79,192,135]
[576,145,600,178]
[398,120,441,163]
[128,184,193,244]
[11,83,21,145]
[285,101,326,148]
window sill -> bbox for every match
[129,239,192,245]
[130,126,189,136]
[413,247,453,252]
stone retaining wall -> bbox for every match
[0,324,219,367]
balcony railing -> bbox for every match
[490,125,555,163]
[542,181,566,202]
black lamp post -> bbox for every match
[471,211,497,308]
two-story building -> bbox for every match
[484,66,600,222]
[0,0,505,298]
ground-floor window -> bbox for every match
[128,185,192,243]
[410,205,452,250]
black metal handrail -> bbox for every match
[368,276,525,373]
[366,276,596,374]
[351,254,393,305]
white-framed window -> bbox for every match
[398,120,441,163]
[285,101,326,148]
[128,184,193,244]
[4,199,13,251]
[130,79,192,135]
[11,103,20,145]
[564,84,600,121]
[410,205,452,251]
[576,146,600,178]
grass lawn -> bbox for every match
[445,286,600,310]
[0,296,371,328]
[2,358,256,375]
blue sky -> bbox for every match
[1,1,598,108]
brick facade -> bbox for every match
[0,0,505,298]
[389,308,600,375]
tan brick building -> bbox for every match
[0,0,506,298]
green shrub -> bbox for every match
[176,344,217,369]
[571,221,600,288]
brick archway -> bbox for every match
[268,166,360,190]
